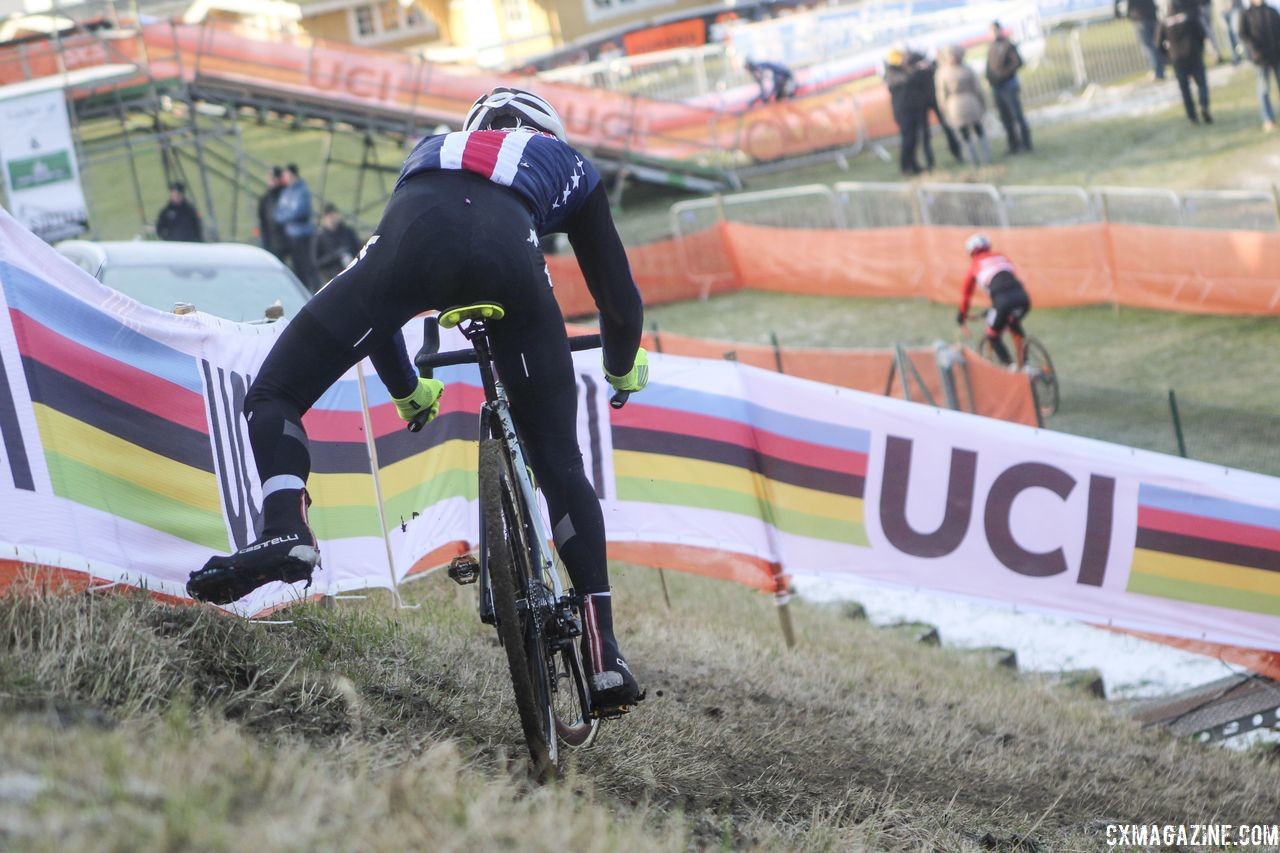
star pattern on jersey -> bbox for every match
[551,158,586,211]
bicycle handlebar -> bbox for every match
[412,322,629,418]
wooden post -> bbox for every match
[775,587,796,649]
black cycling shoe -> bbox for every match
[187,532,319,605]
[580,592,643,713]
[588,653,644,712]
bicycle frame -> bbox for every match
[469,330,565,614]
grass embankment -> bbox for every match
[645,290,1280,475]
[3,567,1279,851]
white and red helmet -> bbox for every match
[965,233,992,255]
[463,86,567,143]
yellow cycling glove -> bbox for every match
[392,377,445,423]
[604,347,649,393]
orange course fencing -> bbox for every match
[718,223,1280,314]
[553,222,1280,323]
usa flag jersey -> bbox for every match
[396,129,602,234]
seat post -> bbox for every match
[470,324,500,406]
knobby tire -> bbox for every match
[479,439,555,779]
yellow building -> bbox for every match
[182,0,739,64]
[182,0,447,51]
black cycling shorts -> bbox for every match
[986,284,1031,336]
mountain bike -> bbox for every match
[964,313,1059,419]
[408,303,631,778]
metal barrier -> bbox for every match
[1181,190,1280,232]
[540,44,743,104]
[1000,185,1097,226]
[833,182,919,228]
[672,185,844,233]
[1093,186,1183,227]
[671,180,1280,238]
[918,183,1007,228]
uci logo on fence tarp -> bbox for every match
[201,361,260,551]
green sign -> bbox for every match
[7,150,73,191]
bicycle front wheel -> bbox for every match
[479,439,556,777]
[1022,337,1059,418]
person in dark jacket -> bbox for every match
[1157,0,1213,124]
[986,21,1032,153]
[884,47,929,176]
[1118,0,1167,78]
[257,166,287,258]
[155,182,203,242]
[274,163,319,291]
[1238,0,1280,130]
[313,204,362,284]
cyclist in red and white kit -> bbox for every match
[956,233,1031,366]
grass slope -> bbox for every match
[3,567,1279,851]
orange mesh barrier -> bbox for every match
[548,223,738,317]
[961,350,1039,426]
[718,221,1280,314]
[564,324,1037,426]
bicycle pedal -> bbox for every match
[447,554,479,585]
[590,690,645,720]
[591,705,630,720]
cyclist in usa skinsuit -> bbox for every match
[188,88,648,710]
[956,233,1032,366]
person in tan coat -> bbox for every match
[936,44,992,167]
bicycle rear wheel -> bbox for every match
[479,439,556,777]
[1022,337,1059,418]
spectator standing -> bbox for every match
[1238,0,1280,131]
[913,49,966,168]
[155,182,203,242]
[885,47,928,175]
[986,21,1033,153]
[257,166,287,259]
[936,45,992,168]
[1119,0,1167,79]
[274,163,319,292]
[1157,0,1213,124]
[1217,0,1246,62]
[1199,0,1227,62]
[313,204,362,283]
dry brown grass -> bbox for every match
[1,567,1278,851]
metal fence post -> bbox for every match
[1169,389,1189,458]
[1069,27,1089,89]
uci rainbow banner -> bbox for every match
[0,209,488,615]
[2,207,1279,654]
[596,355,1280,655]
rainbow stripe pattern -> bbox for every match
[3,262,230,551]
[2,260,479,550]
[304,376,480,541]
[1129,484,1280,616]
[611,384,869,546]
